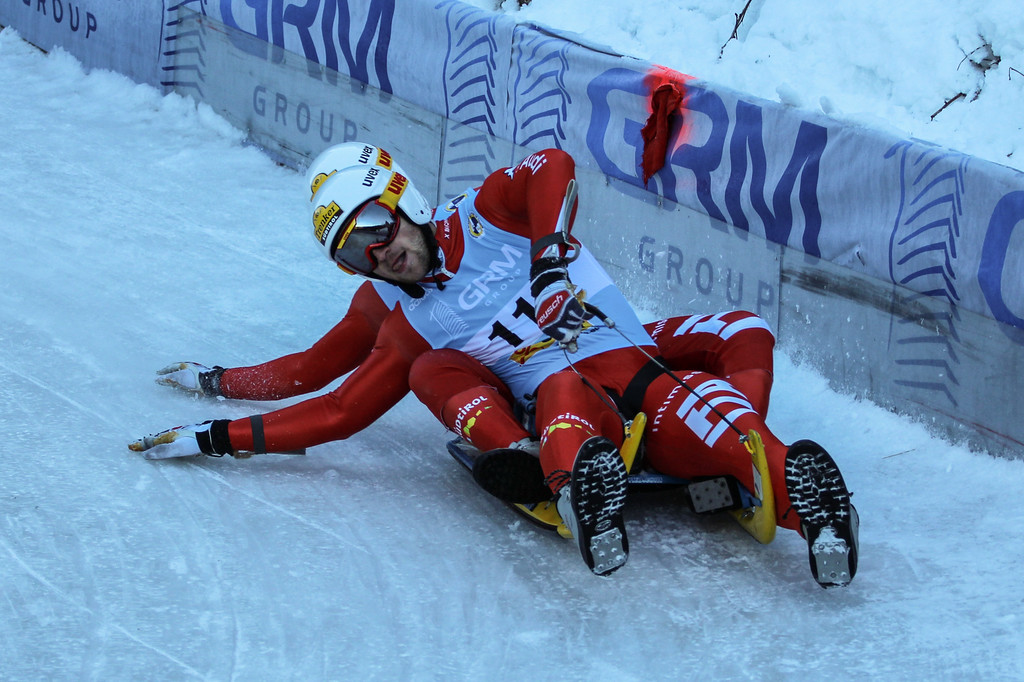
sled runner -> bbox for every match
[447,419,776,544]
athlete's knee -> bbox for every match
[721,311,775,345]
[410,348,466,382]
[409,349,494,398]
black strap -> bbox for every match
[199,366,226,396]
[618,356,668,417]
[529,257,568,296]
[398,282,426,298]
[530,232,568,260]
[249,415,267,454]
[198,419,234,456]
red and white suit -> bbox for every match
[218,149,798,531]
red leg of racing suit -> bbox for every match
[409,312,797,530]
[638,369,799,532]
[409,348,531,451]
[646,311,775,416]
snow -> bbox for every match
[2,15,1024,680]
[469,0,1024,173]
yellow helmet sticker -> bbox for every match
[309,170,335,199]
[313,201,342,245]
[378,172,408,211]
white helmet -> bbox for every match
[307,142,382,200]
[308,143,433,274]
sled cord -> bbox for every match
[582,303,746,440]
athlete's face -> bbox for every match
[370,214,432,283]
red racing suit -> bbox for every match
[222,149,629,453]
[217,280,398,401]
[214,149,797,530]
[408,311,799,532]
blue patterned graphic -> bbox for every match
[886,141,966,305]
[437,1,501,134]
[509,27,570,149]
[885,140,968,406]
[161,1,209,96]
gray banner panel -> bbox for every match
[573,171,783,333]
[0,0,164,87]
[436,121,523,204]
[779,251,1024,456]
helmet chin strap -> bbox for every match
[421,221,442,271]
[399,282,426,298]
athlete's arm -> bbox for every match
[225,309,432,453]
[474,148,579,258]
[218,281,391,401]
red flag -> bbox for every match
[640,82,683,185]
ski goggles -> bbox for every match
[331,201,400,276]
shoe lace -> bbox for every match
[543,469,571,493]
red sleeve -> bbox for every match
[219,281,391,400]
[227,308,432,453]
[474,148,579,258]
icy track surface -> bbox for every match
[1,30,1022,680]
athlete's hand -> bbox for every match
[530,257,590,348]
[129,420,235,460]
[129,422,214,460]
[155,362,225,396]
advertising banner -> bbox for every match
[169,9,443,188]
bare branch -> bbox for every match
[930,92,966,121]
[719,0,754,59]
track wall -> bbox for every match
[3,0,1022,455]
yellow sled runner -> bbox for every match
[728,429,776,544]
